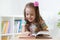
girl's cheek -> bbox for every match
[31,16,34,18]
[31,16,35,19]
[26,16,29,19]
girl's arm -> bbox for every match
[22,24,32,36]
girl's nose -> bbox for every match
[30,15,32,18]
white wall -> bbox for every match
[39,0,60,29]
[0,0,35,16]
[0,0,60,39]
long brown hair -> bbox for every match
[24,2,43,32]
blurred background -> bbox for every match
[0,0,60,40]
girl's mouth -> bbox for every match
[30,18,33,20]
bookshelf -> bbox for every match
[0,16,25,40]
[0,17,14,40]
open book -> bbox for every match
[31,31,49,37]
[18,31,52,39]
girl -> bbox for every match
[24,2,48,36]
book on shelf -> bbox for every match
[7,22,10,33]
[1,21,10,34]
[18,20,22,32]
[14,19,22,33]
[14,20,20,33]
[2,36,8,40]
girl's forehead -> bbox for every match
[25,7,35,13]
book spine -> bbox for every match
[14,21,17,33]
[1,21,4,33]
[17,21,20,33]
[18,20,22,33]
[7,21,10,33]
[3,21,9,34]
[14,19,22,33]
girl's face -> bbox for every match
[25,7,35,22]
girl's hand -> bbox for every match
[26,32,35,37]
[25,31,31,36]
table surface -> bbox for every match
[16,34,52,40]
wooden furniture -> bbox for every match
[16,33,52,40]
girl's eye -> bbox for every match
[26,13,29,15]
[31,14,34,16]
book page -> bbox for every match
[37,31,49,35]
[31,31,49,37]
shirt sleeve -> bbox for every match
[41,21,48,31]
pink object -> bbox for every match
[34,1,39,7]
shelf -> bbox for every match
[14,32,30,35]
[0,16,25,40]
[1,33,13,36]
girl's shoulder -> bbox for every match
[40,20,48,31]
